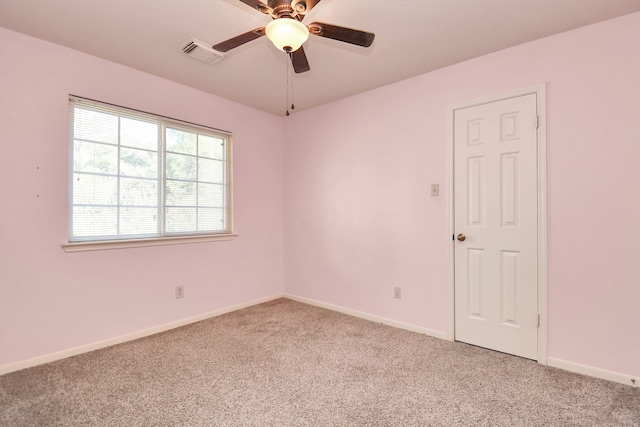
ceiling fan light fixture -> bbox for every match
[265,18,309,52]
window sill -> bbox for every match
[62,233,238,253]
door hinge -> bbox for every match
[536,115,540,129]
[537,314,540,328]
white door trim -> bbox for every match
[447,84,548,364]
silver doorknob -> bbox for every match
[457,233,466,241]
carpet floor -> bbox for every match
[1,298,638,426]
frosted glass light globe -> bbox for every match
[265,18,309,52]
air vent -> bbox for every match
[179,39,224,64]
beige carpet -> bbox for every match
[1,298,638,426]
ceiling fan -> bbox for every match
[213,0,375,73]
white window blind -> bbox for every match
[68,96,232,242]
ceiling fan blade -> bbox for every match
[308,22,375,47]
[290,47,311,73]
[237,0,273,15]
[291,0,322,15]
[212,28,266,52]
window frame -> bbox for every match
[63,96,236,252]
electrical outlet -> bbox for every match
[431,183,439,197]
[394,287,402,299]
[175,285,184,299]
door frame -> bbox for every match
[447,84,548,364]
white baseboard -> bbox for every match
[284,294,449,340]
[4,294,637,390]
[285,295,638,389]
[0,294,284,376]
[547,357,638,388]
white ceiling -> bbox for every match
[1,0,639,116]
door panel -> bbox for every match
[467,248,484,319]
[454,93,538,360]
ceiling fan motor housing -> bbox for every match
[265,1,309,16]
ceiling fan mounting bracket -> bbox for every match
[291,1,307,13]
[256,4,272,14]
[308,23,322,35]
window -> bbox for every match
[67,96,233,248]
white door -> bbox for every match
[454,93,539,360]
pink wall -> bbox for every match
[0,27,284,368]
[284,12,640,379]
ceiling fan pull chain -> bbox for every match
[285,51,291,116]
[285,50,297,116]
[289,52,296,110]
[290,52,296,112]
[291,65,295,112]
